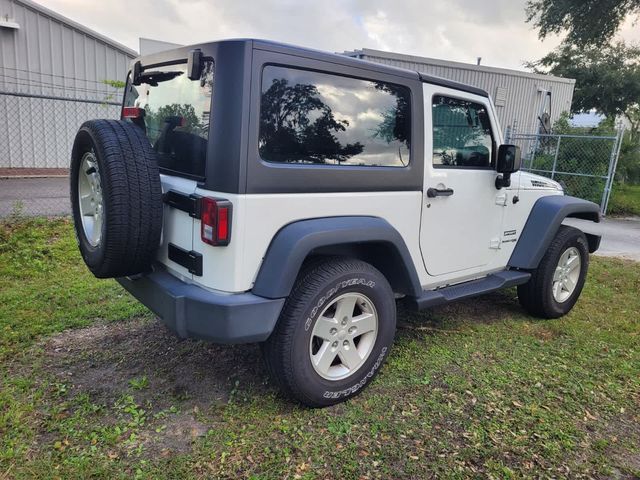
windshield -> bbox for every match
[123,60,214,178]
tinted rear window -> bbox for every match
[123,61,214,178]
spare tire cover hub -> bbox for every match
[77,151,103,247]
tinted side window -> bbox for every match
[432,95,493,168]
[259,66,411,167]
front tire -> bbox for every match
[262,258,396,407]
[517,225,589,319]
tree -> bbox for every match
[527,0,640,46]
[259,78,363,164]
[145,103,203,137]
[526,0,640,187]
[372,82,411,148]
[527,43,640,120]
[528,44,640,184]
[624,105,640,144]
[101,79,126,104]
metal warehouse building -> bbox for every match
[0,0,137,170]
[343,48,575,136]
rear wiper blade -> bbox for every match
[133,70,183,86]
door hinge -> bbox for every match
[168,243,203,276]
[495,193,508,206]
[163,190,202,218]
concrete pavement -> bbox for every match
[0,177,70,217]
[564,216,640,262]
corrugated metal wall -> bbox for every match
[350,49,575,136]
[0,0,136,168]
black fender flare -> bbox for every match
[252,216,423,299]
[508,195,601,270]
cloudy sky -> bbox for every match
[39,0,640,70]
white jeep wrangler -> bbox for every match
[70,40,601,407]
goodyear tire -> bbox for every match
[262,258,396,407]
[517,225,589,319]
[70,119,162,278]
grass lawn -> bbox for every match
[608,184,640,217]
[1,218,639,479]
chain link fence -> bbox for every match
[0,91,121,218]
[506,128,624,214]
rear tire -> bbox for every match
[70,120,162,278]
[517,225,589,319]
[262,258,396,407]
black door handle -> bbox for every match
[427,187,454,198]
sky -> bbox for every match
[37,0,640,71]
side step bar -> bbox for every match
[409,270,531,311]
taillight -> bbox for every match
[200,197,232,246]
[122,107,144,119]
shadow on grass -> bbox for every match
[42,318,271,410]
[40,290,528,411]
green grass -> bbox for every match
[608,184,640,217]
[0,217,150,361]
[1,218,639,479]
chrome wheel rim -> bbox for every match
[77,151,103,247]
[309,292,378,381]
[552,247,581,303]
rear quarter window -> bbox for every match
[123,61,214,178]
[259,66,411,167]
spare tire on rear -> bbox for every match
[70,119,163,278]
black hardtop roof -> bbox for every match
[133,38,489,98]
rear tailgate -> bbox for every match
[122,58,214,281]
[158,175,197,280]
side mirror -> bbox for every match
[495,144,521,189]
[187,49,203,80]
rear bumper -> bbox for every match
[117,269,285,343]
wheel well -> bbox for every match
[566,211,600,223]
[305,242,417,296]
[251,216,423,299]
[508,195,601,270]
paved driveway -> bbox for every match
[564,217,640,262]
[0,177,70,217]
[1,177,639,260]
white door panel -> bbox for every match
[420,85,506,278]
[421,170,504,275]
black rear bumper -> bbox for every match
[117,269,285,343]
